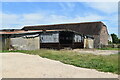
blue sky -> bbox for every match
[1,2,118,35]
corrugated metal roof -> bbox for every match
[0,21,108,35]
[0,30,41,34]
[0,29,69,34]
[23,21,103,28]
[22,21,106,35]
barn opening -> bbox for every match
[59,31,74,46]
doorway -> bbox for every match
[59,31,74,47]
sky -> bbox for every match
[1,2,118,35]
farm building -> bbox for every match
[0,30,42,50]
[40,30,94,49]
[0,29,94,50]
[0,21,109,50]
[22,21,109,48]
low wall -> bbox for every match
[84,38,94,49]
[11,37,40,50]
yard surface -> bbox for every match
[11,49,119,74]
[1,52,118,78]
[73,49,118,55]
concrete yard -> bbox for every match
[0,52,118,78]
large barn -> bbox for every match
[22,21,109,48]
[0,21,109,50]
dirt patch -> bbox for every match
[73,49,118,55]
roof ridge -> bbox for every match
[23,21,103,28]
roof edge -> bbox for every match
[22,21,104,28]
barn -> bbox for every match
[40,29,93,49]
[22,21,109,48]
[0,30,42,50]
[0,29,94,50]
[0,21,108,50]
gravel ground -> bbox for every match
[1,52,118,78]
[73,49,119,55]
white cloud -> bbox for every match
[66,2,75,8]
[59,2,76,12]
[1,12,118,35]
[1,13,44,28]
[22,13,44,24]
[23,13,44,21]
[2,14,20,24]
[86,2,118,14]
[1,12,104,29]
[108,27,118,35]
[73,14,103,22]
[103,14,118,35]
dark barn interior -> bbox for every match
[40,31,84,49]
[59,31,74,45]
[59,31,74,49]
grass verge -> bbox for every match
[3,49,119,74]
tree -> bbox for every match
[119,39,120,43]
[111,33,119,44]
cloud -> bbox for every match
[86,2,118,14]
[1,13,45,28]
[22,13,44,24]
[1,12,104,29]
[23,14,43,21]
[1,11,118,35]
[2,14,20,24]
[108,27,118,35]
[59,2,76,12]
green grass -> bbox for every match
[98,47,119,50]
[9,49,119,74]
[0,50,24,53]
[0,50,11,53]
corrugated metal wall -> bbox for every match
[40,32,59,43]
[74,34,82,42]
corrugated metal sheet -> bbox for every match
[40,33,59,43]
[0,29,65,34]
[0,30,42,34]
[74,34,82,42]
[22,21,106,35]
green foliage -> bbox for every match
[111,33,119,44]
[108,41,112,44]
[13,49,119,74]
